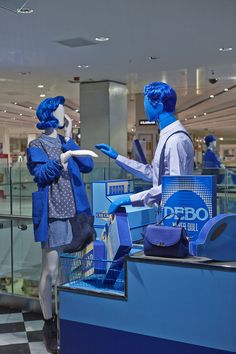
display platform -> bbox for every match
[59,251,236,354]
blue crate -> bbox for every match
[59,253,125,296]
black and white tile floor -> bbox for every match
[0,306,49,354]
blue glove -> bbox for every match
[108,196,131,214]
[95,144,118,159]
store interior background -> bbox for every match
[0,0,236,299]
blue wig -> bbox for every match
[144,82,177,112]
[36,96,65,130]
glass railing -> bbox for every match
[0,162,236,300]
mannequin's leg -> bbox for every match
[39,247,61,353]
[39,248,59,319]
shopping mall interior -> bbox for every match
[0,0,236,353]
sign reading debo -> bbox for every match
[161,176,217,243]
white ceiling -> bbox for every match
[0,0,235,136]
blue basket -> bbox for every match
[59,253,125,296]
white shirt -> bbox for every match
[116,121,194,206]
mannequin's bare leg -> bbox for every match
[39,247,61,319]
[39,247,62,353]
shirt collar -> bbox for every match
[160,120,185,137]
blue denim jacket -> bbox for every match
[27,135,94,242]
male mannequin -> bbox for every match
[203,135,223,168]
[96,82,194,213]
[27,96,97,353]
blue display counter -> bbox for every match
[59,253,236,354]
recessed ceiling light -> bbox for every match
[17,7,34,14]
[3,110,7,113]
[75,124,77,128]
[14,102,17,105]
[95,36,110,42]
[29,106,32,109]
[19,113,22,116]
[185,118,188,121]
[40,94,46,98]
[203,112,207,116]
[193,115,197,118]
[79,121,81,124]
[77,65,89,69]
[209,95,214,98]
[75,109,79,112]
[219,47,232,52]
[37,84,44,88]
[148,56,160,60]
[224,88,229,92]
[219,137,224,141]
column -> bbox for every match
[80,81,128,165]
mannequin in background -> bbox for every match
[27,96,97,353]
[96,82,194,213]
[203,135,224,169]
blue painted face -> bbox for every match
[144,96,163,122]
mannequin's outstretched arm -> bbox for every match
[95,143,153,182]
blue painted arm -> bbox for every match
[27,147,63,185]
[95,144,118,159]
[63,139,94,173]
[108,195,131,214]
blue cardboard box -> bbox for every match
[102,208,132,284]
[80,240,106,277]
[161,175,217,254]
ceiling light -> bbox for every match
[19,113,22,116]
[95,36,110,42]
[219,47,232,52]
[209,95,214,98]
[193,115,197,118]
[29,106,32,109]
[37,84,44,88]
[11,117,16,120]
[79,121,81,124]
[14,102,17,105]
[224,88,229,92]
[3,110,7,113]
[75,109,79,112]
[77,65,89,69]
[203,112,207,116]
[185,118,188,121]
[17,8,34,14]
[75,124,77,128]
[219,137,224,141]
[148,56,160,60]
[40,94,46,98]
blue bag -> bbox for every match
[144,214,189,258]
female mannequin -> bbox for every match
[27,96,97,353]
[203,135,223,168]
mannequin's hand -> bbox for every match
[108,196,131,214]
[64,114,73,139]
[95,144,118,159]
[60,150,98,170]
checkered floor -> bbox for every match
[0,306,49,354]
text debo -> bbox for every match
[164,206,209,221]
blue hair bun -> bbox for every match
[36,96,65,130]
